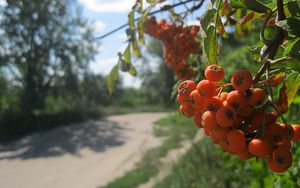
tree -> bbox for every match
[140,39,175,107]
[0,0,98,113]
[103,0,300,176]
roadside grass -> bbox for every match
[102,112,198,188]
[152,137,251,188]
[153,136,300,188]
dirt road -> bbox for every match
[0,112,167,188]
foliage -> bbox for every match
[103,0,300,182]
[154,120,300,188]
[0,0,98,113]
[139,39,176,107]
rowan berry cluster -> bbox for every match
[145,16,200,79]
[177,64,300,173]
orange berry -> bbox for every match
[211,127,230,140]
[219,139,235,154]
[231,70,253,91]
[272,146,292,170]
[248,112,265,131]
[216,106,236,127]
[247,88,265,106]
[193,111,203,128]
[248,138,273,158]
[189,90,206,110]
[202,111,218,131]
[178,80,196,100]
[219,92,228,102]
[204,97,223,112]
[177,94,187,103]
[204,64,225,82]
[268,156,288,173]
[238,105,253,118]
[291,124,300,142]
[266,123,288,145]
[226,130,246,153]
[210,133,220,143]
[266,112,278,124]
[226,90,247,110]
[233,115,244,127]
[203,127,211,136]
[196,80,217,98]
[237,149,254,160]
[180,102,196,117]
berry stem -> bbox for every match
[265,61,274,103]
[254,0,287,84]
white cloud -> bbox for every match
[0,0,7,7]
[186,20,199,26]
[79,0,171,13]
[116,33,128,41]
[90,57,117,75]
[89,57,141,88]
[92,20,106,33]
[78,0,134,13]
[120,72,142,88]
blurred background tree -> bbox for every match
[139,39,175,108]
[0,0,98,113]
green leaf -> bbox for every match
[146,0,159,4]
[123,44,131,63]
[283,38,300,60]
[137,17,145,44]
[276,18,300,37]
[230,0,270,13]
[118,45,131,72]
[229,0,246,8]
[287,2,300,17]
[129,65,137,76]
[215,13,228,38]
[200,9,217,37]
[118,44,138,76]
[107,65,119,95]
[204,25,217,64]
[235,9,243,36]
[133,0,143,13]
[132,40,141,57]
[128,10,135,29]
[285,72,300,105]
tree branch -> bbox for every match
[253,0,287,83]
[94,0,201,40]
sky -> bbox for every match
[77,0,139,88]
[78,0,205,88]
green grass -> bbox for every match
[153,136,300,188]
[102,112,198,188]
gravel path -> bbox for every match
[0,112,167,188]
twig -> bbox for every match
[269,56,293,66]
[260,11,274,45]
[253,0,287,83]
[94,0,199,40]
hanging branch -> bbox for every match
[94,0,201,40]
[253,0,287,84]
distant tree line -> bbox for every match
[0,0,174,142]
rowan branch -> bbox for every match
[253,0,287,83]
[94,0,200,40]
